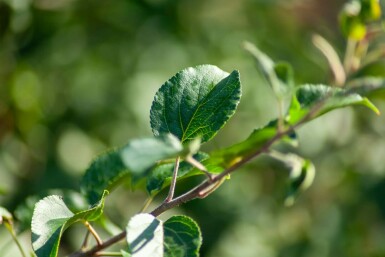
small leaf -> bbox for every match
[204,122,279,169]
[287,84,380,124]
[150,64,241,144]
[126,213,163,257]
[164,215,202,257]
[346,77,385,95]
[146,152,209,196]
[274,61,295,90]
[244,41,294,97]
[0,206,12,224]
[285,159,315,206]
[81,134,183,204]
[31,191,108,257]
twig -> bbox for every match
[139,196,153,213]
[164,156,181,202]
[84,221,103,246]
[81,230,91,250]
[185,155,214,180]
[4,222,26,257]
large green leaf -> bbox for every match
[146,152,209,196]
[126,213,163,257]
[287,84,380,124]
[164,215,202,257]
[150,65,241,144]
[81,134,183,204]
[31,191,107,257]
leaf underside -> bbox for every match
[126,213,163,257]
[31,191,107,257]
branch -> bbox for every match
[70,101,324,257]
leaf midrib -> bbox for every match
[180,77,234,143]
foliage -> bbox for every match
[0,0,385,257]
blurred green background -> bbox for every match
[1,0,385,256]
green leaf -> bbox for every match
[274,61,295,90]
[346,77,385,96]
[244,41,294,97]
[31,191,108,257]
[15,190,89,232]
[164,215,202,257]
[146,152,209,196]
[0,206,12,224]
[268,151,315,206]
[287,84,380,124]
[150,65,241,144]
[285,159,315,206]
[204,122,279,170]
[126,213,163,257]
[81,134,183,204]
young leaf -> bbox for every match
[31,191,107,257]
[164,215,202,257]
[360,0,382,21]
[146,152,209,196]
[285,159,315,206]
[268,151,316,206]
[204,121,286,170]
[339,1,367,40]
[126,213,163,257]
[287,84,380,124]
[346,77,385,95]
[244,41,294,98]
[150,65,241,144]
[81,134,183,204]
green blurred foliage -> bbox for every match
[0,0,384,256]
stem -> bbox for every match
[95,252,123,256]
[185,155,213,180]
[164,156,181,202]
[4,222,26,257]
[277,98,284,132]
[139,196,153,213]
[84,221,103,246]
[81,231,91,250]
